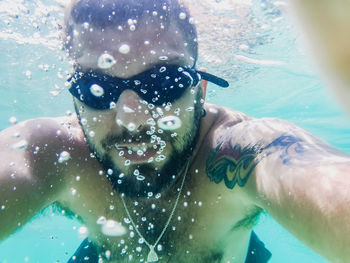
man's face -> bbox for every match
[70,19,204,197]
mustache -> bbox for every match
[101,127,172,149]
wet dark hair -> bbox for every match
[63,0,198,63]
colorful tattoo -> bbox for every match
[206,135,304,189]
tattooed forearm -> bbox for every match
[206,135,304,189]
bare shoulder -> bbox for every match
[204,114,349,192]
[0,115,84,144]
[0,114,87,181]
[203,104,252,137]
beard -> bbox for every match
[77,92,204,198]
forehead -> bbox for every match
[69,17,195,78]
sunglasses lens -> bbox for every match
[138,66,197,105]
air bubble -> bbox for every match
[101,220,126,236]
[83,22,89,29]
[70,188,77,195]
[157,116,182,130]
[90,84,104,97]
[78,226,88,238]
[110,102,116,109]
[97,53,116,69]
[124,160,131,166]
[107,169,113,175]
[12,132,20,138]
[179,12,187,20]
[81,118,87,125]
[58,151,71,163]
[155,155,165,162]
[105,250,111,260]
[146,118,156,126]
[156,107,164,116]
[11,140,28,151]
[116,119,123,126]
[127,123,136,132]
[119,44,130,54]
[136,175,145,181]
[25,70,32,79]
[89,131,95,137]
[129,25,136,31]
[9,116,17,124]
[159,56,168,61]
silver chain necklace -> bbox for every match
[120,161,190,262]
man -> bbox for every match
[1,0,350,262]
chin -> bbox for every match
[100,149,187,197]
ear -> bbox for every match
[200,79,208,100]
[198,68,208,100]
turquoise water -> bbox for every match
[1,0,350,262]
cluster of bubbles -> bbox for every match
[58,151,71,163]
[96,216,127,237]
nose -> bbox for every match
[114,89,150,132]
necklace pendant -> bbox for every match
[147,245,159,262]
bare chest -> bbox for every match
[64,171,253,263]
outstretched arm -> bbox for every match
[207,118,350,262]
[0,118,70,241]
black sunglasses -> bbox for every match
[68,65,229,110]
